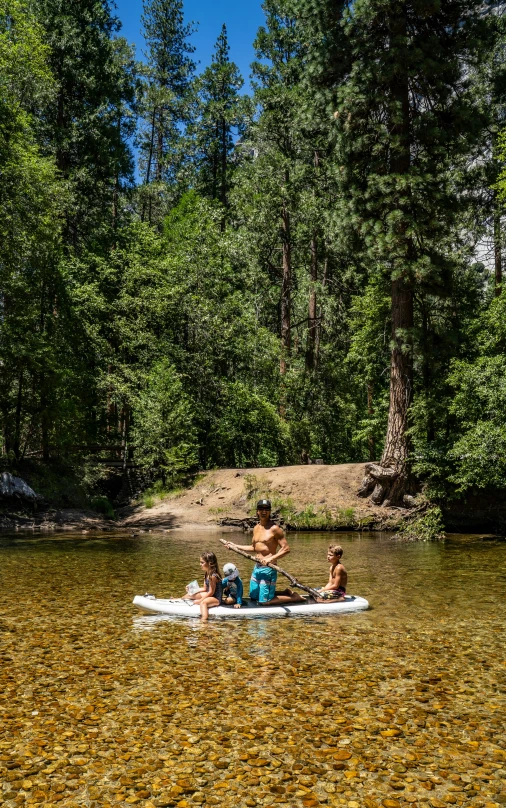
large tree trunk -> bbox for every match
[494,202,502,297]
[280,179,291,379]
[359,3,415,506]
[377,277,413,504]
[306,233,318,371]
[358,279,414,505]
[367,383,375,461]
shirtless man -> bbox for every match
[316,544,347,602]
[223,499,304,606]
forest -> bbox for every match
[1,0,506,515]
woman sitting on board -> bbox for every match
[185,551,223,620]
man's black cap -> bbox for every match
[256,499,272,510]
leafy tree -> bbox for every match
[34,0,136,251]
[302,0,490,504]
[248,0,306,381]
[0,0,64,459]
[190,24,250,209]
[130,360,198,485]
[137,0,196,223]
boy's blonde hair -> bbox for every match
[328,544,343,558]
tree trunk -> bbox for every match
[220,117,227,208]
[367,383,375,461]
[306,233,318,371]
[280,177,291,380]
[377,277,414,504]
[359,4,415,506]
[13,372,23,460]
[494,202,502,297]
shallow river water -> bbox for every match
[0,530,505,808]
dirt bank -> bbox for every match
[4,462,501,534]
[119,463,402,531]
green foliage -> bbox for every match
[398,506,446,542]
[130,360,198,485]
[189,24,250,207]
[137,0,196,221]
[35,0,136,249]
[0,0,503,521]
[208,382,287,468]
[90,495,116,519]
[447,356,506,491]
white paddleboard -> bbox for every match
[133,594,369,618]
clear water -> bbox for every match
[0,530,505,808]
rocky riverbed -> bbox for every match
[0,530,504,808]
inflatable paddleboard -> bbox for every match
[133,594,369,618]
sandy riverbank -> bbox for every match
[1,463,395,533]
[118,463,398,532]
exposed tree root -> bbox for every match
[358,462,417,507]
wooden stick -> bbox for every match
[220,539,321,600]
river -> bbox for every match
[0,530,505,808]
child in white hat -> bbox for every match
[222,563,244,609]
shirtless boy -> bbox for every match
[317,544,347,602]
[223,499,304,606]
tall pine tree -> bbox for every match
[191,24,249,208]
[137,0,195,223]
[35,0,136,252]
[302,0,489,504]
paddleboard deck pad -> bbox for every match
[133,594,369,618]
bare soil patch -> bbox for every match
[120,463,400,531]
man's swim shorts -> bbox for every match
[249,565,277,603]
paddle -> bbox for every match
[219,539,322,601]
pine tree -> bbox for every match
[250,0,304,382]
[475,8,506,297]
[137,0,196,223]
[302,0,490,504]
[34,0,136,252]
[191,24,249,208]
[0,0,64,459]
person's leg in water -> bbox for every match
[199,595,219,621]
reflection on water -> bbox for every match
[0,530,505,808]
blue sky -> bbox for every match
[115,0,266,89]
